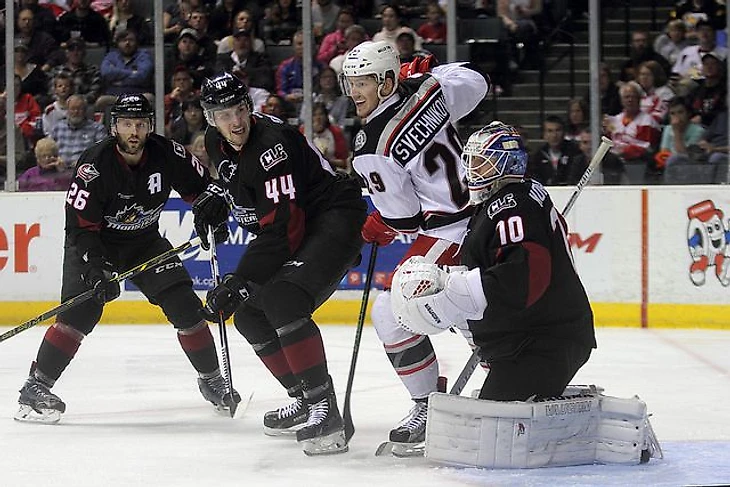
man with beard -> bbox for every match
[15,94,239,424]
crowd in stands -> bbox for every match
[0,0,728,190]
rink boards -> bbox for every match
[1,186,730,329]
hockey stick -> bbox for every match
[0,237,202,344]
[206,227,237,418]
[343,243,378,442]
[448,136,615,396]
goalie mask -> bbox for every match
[461,121,528,205]
[340,40,400,101]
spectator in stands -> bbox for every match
[108,0,153,46]
[619,30,671,82]
[373,5,423,51]
[575,128,626,184]
[42,73,73,137]
[14,41,49,109]
[48,38,103,107]
[262,0,301,45]
[654,19,691,66]
[13,74,42,146]
[313,0,341,37]
[51,95,107,169]
[329,24,368,76]
[655,97,705,167]
[317,8,355,65]
[497,0,543,69]
[189,131,210,168]
[187,8,218,62]
[0,93,32,184]
[170,98,205,145]
[208,0,244,40]
[596,63,621,116]
[276,30,323,111]
[164,66,199,130]
[396,31,429,64]
[18,137,73,192]
[163,0,192,42]
[417,2,447,44]
[565,97,588,142]
[215,27,275,92]
[97,30,154,112]
[305,102,349,172]
[167,28,214,90]
[689,52,727,127]
[21,0,60,42]
[58,0,111,48]
[697,109,729,166]
[300,67,350,126]
[669,0,726,33]
[672,20,727,82]
[603,81,662,167]
[527,115,583,185]
[16,7,65,73]
[218,9,266,55]
[262,93,287,119]
[637,60,675,124]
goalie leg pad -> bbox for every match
[425,389,661,469]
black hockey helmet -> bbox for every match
[200,72,253,125]
[110,93,154,130]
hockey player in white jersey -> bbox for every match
[340,41,489,453]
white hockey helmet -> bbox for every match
[340,40,400,100]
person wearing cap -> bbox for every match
[48,37,102,107]
[14,39,50,109]
[217,9,266,56]
[672,19,728,81]
[97,29,154,112]
[215,26,275,92]
[689,51,728,127]
[57,0,111,48]
[166,27,214,90]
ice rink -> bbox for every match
[1,322,729,486]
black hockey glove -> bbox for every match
[82,260,120,305]
[202,274,251,321]
[192,181,229,251]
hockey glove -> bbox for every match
[361,210,399,246]
[399,54,437,81]
[192,181,229,251]
[202,274,251,321]
[82,260,120,305]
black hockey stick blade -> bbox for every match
[0,237,202,343]
[343,244,378,442]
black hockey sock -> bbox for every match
[35,322,85,383]
[177,321,219,375]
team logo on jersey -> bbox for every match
[104,202,164,231]
[354,130,367,152]
[217,159,237,183]
[260,143,288,171]
[77,163,100,185]
[487,193,516,219]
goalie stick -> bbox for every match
[0,237,203,344]
[206,227,238,418]
[375,136,614,457]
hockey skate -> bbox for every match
[263,396,308,436]
[296,392,348,456]
[375,400,428,457]
[197,373,241,416]
[15,377,66,424]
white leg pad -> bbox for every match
[425,388,662,469]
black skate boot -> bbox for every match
[375,400,429,457]
[296,391,348,456]
[15,376,66,424]
[263,396,308,436]
[197,372,241,415]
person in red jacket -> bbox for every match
[11,74,42,144]
[603,81,661,163]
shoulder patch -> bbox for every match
[487,193,517,219]
[171,139,187,159]
[77,163,100,185]
[354,130,367,152]
[259,143,288,171]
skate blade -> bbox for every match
[14,405,61,424]
[375,441,425,457]
[301,429,349,456]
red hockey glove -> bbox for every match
[399,54,437,81]
[361,211,399,246]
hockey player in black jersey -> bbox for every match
[191,72,367,455]
[15,94,239,424]
[391,121,596,401]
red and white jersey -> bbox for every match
[352,63,489,244]
[640,85,674,123]
[606,110,661,160]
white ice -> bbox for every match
[1,324,729,486]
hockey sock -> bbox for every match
[35,322,85,383]
[177,321,219,375]
[384,334,439,399]
[277,318,330,400]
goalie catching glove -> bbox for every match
[391,256,487,335]
[202,273,251,321]
[192,181,230,251]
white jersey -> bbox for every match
[352,63,489,244]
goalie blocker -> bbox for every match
[425,387,662,469]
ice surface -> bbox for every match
[1,325,729,486]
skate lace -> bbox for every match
[396,402,428,431]
[204,375,228,397]
[278,397,303,419]
[305,398,328,427]
[26,381,59,403]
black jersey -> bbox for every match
[65,133,210,261]
[461,179,596,361]
[205,113,365,284]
